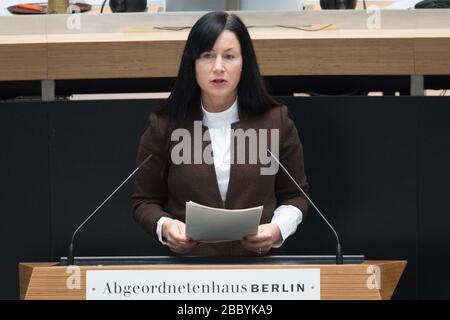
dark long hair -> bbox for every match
[164,11,279,123]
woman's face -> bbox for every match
[195,30,243,109]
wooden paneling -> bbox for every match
[47,40,185,79]
[46,30,419,79]
[0,38,47,81]
[253,38,414,76]
[415,38,450,75]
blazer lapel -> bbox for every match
[224,108,252,209]
[186,101,225,208]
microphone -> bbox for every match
[268,150,344,264]
[66,153,153,266]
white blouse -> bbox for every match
[157,98,303,247]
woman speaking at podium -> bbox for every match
[132,11,309,256]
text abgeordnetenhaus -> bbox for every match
[103,281,306,296]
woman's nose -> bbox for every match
[213,58,225,72]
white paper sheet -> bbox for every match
[185,201,263,242]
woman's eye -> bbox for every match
[202,53,214,59]
[224,54,234,60]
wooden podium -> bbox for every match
[19,256,406,300]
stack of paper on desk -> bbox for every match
[185,201,263,242]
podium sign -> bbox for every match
[86,269,321,300]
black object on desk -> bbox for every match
[109,0,147,12]
[415,0,450,8]
[320,0,357,9]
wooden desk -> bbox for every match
[20,260,407,300]
[0,10,449,97]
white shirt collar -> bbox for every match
[201,98,239,128]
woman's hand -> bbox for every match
[162,219,198,254]
[240,223,282,255]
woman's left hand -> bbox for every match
[240,223,282,255]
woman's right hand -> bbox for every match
[162,219,198,254]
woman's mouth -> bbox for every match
[211,79,227,87]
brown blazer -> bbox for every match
[131,102,310,256]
